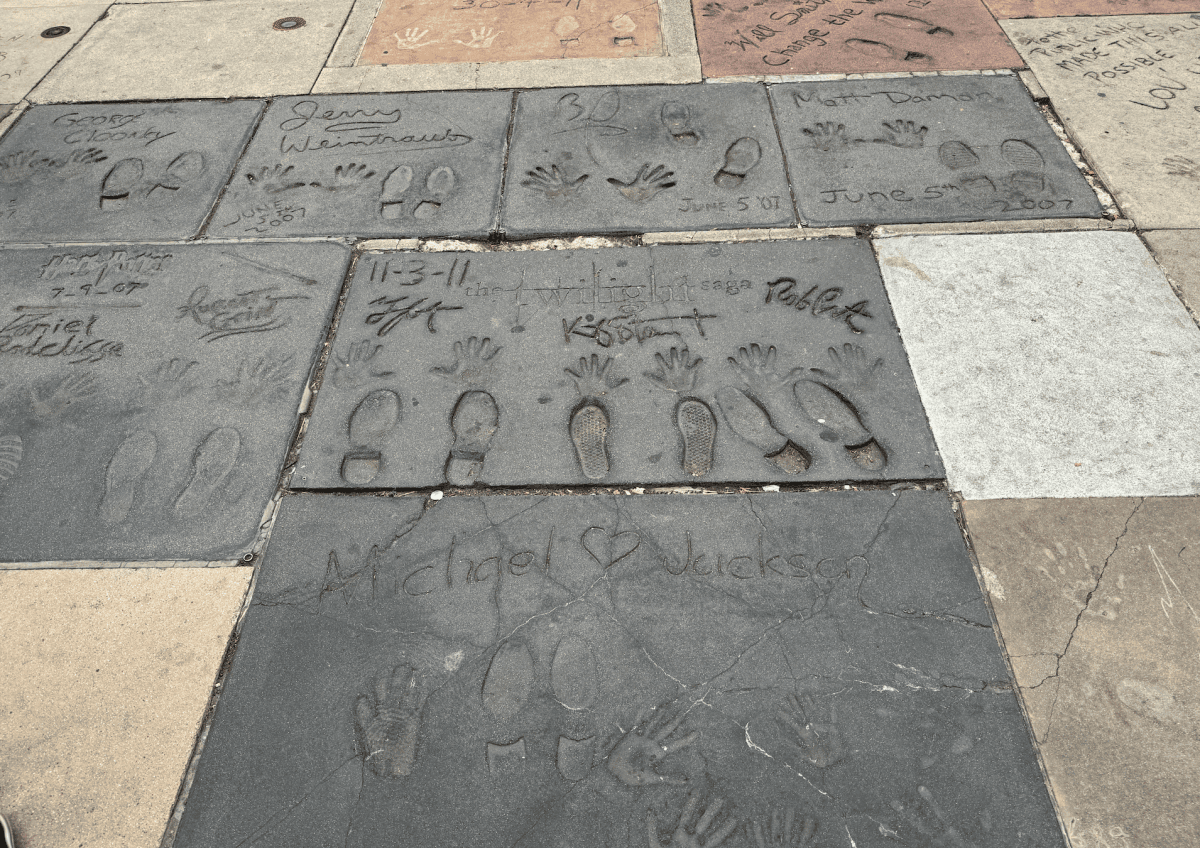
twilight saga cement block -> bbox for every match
[768,75,1102,227]
[293,240,942,488]
[0,243,349,562]
[0,99,264,243]
[502,83,795,237]
[210,92,512,239]
[173,490,1064,848]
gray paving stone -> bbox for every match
[502,83,795,237]
[768,75,1102,227]
[209,93,512,240]
[0,100,264,243]
[173,489,1064,848]
[293,240,941,488]
[0,243,349,562]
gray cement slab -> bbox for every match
[502,84,795,237]
[767,75,1102,227]
[174,489,1063,848]
[0,99,264,244]
[1002,14,1200,229]
[293,240,941,488]
[875,231,1200,499]
[0,242,349,562]
[210,93,512,240]
[1142,228,1200,316]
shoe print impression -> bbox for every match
[342,389,403,485]
[444,390,499,486]
[99,430,157,524]
[173,427,240,519]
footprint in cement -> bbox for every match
[714,137,762,189]
[844,38,932,64]
[678,398,717,477]
[875,12,953,37]
[99,430,157,524]
[938,141,996,202]
[342,388,402,485]
[0,434,22,485]
[793,380,887,472]
[660,101,700,146]
[173,427,240,519]
[379,165,413,219]
[1001,139,1047,195]
[570,400,611,480]
[99,158,143,210]
[414,166,456,219]
[715,386,810,473]
[444,390,499,486]
[149,151,206,196]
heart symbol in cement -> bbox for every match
[581,526,641,571]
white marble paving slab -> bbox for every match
[876,230,1200,499]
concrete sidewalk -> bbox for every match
[0,2,1196,847]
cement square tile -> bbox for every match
[0,99,264,243]
[0,242,349,562]
[174,489,1063,848]
[693,0,1022,78]
[0,5,109,103]
[1003,13,1200,228]
[1142,228,1200,314]
[209,92,512,240]
[0,564,251,848]
[875,231,1200,499]
[962,496,1200,848]
[358,0,663,65]
[767,75,1102,227]
[985,0,1200,17]
[313,0,700,92]
[28,0,357,103]
[294,240,941,488]
[502,83,794,236]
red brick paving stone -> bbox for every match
[358,0,663,66]
[984,0,1200,18]
[693,0,1023,77]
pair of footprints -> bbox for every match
[339,387,498,486]
[659,101,763,188]
[99,427,240,524]
[939,139,1048,200]
[845,12,954,64]
[380,164,456,220]
[99,152,206,210]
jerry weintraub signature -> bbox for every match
[176,285,310,342]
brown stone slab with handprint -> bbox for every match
[692,0,1022,77]
[358,0,663,66]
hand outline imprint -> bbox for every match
[30,373,98,419]
[874,120,928,149]
[802,123,850,152]
[393,28,436,50]
[608,702,699,786]
[455,26,501,48]
[430,335,502,384]
[607,163,677,203]
[521,164,589,201]
[777,692,843,769]
[752,808,817,848]
[246,164,306,195]
[329,340,395,389]
[355,665,424,778]
[317,163,377,192]
[648,792,739,848]
[644,347,703,394]
[728,344,806,400]
[810,343,883,393]
[566,354,628,397]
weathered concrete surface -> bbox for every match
[210,92,511,239]
[295,240,941,488]
[769,75,1101,226]
[175,490,1062,848]
[0,565,252,848]
[28,0,356,102]
[1142,229,1200,316]
[964,496,1200,848]
[0,5,108,102]
[693,0,1022,77]
[359,0,663,65]
[1003,13,1200,228]
[875,231,1200,499]
[986,0,1199,17]
[0,243,348,562]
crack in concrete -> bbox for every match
[1027,498,1144,743]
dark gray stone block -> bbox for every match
[0,242,348,562]
[209,93,512,239]
[173,490,1064,848]
[503,84,795,237]
[293,239,941,488]
[768,75,1102,227]
[0,100,264,243]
